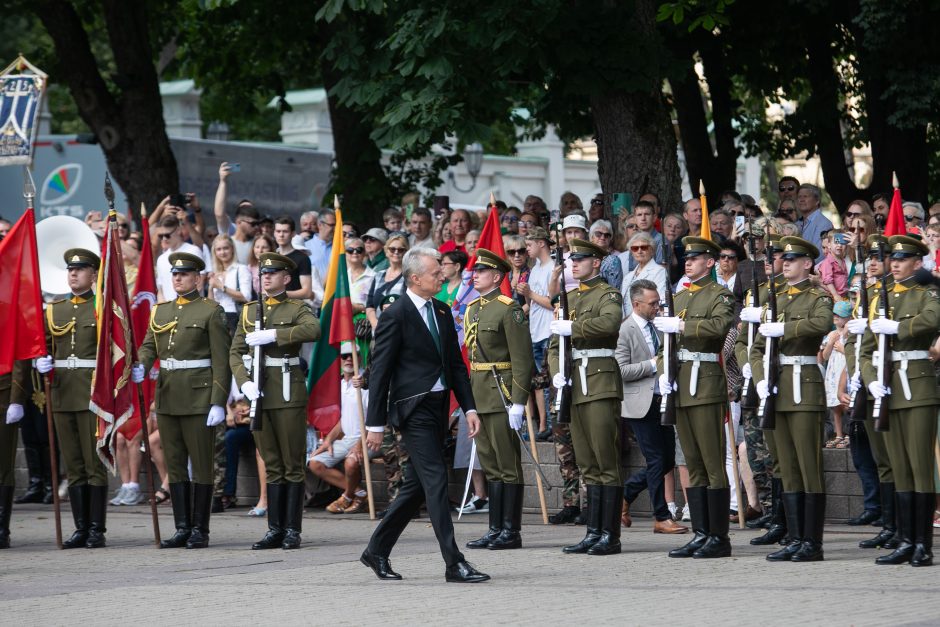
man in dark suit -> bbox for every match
[360,247,490,583]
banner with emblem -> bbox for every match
[89,210,137,472]
[0,56,47,167]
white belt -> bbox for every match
[53,357,96,369]
[676,349,719,397]
[890,350,929,400]
[160,358,212,371]
[778,354,817,404]
[241,355,301,402]
[570,348,615,395]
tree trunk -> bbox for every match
[34,0,178,222]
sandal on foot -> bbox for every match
[835,436,850,449]
[154,488,170,505]
[248,506,267,517]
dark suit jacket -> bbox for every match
[366,292,476,429]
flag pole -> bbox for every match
[726,414,744,529]
[523,403,549,524]
[24,168,63,548]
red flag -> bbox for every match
[120,208,157,438]
[89,211,137,472]
[469,205,512,297]
[883,186,906,238]
[0,209,45,374]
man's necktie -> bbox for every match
[648,321,660,355]
[425,301,442,355]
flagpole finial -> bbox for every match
[104,172,115,212]
[140,201,147,220]
[489,192,497,207]
[892,171,899,188]
[22,167,36,210]
[333,194,340,212]
[698,180,705,196]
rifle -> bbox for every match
[740,215,760,406]
[249,297,265,431]
[553,223,572,424]
[757,233,778,430]
[659,232,678,427]
[848,237,869,421]
[872,240,891,432]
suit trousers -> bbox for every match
[54,410,107,486]
[623,395,674,521]
[158,413,214,484]
[367,391,464,567]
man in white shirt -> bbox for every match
[408,207,435,249]
[155,215,205,301]
[518,226,554,437]
[305,209,336,279]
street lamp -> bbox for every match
[448,142,484,192]
[206,121,230,141]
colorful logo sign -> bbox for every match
[40,163,82,205]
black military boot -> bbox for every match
[587,485,622,556]
[85,485,108,548]
[549,505,580,524]
[468,482,503,549]
[186,483,213,548]
[911,492,934,567]
[282,482,306,550]
[792,492,825,562]
[860,482,897,549]
[63,485,90,548]
[252,483,286,550]
[14,447,43,504]
[876,491,915,565]
[694,487,732,558]
[563,485,602,554]
[160,482,192,549]
[669,486,709,558]
[490,482,523,550]
[767,492,804,561]
[751,478,787,544]
[0,485,14,548]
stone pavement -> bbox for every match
[1,504,938,626]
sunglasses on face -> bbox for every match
[519,220,535,227]
[340,354,353,360]
[594,232,612,238]
[387,247,407,254]
[118,223,130,230]
[345,247,364,254]
[590,199,604,206]
[241,219,260,227]
[904,215,917,221]
[158,231,177,240]
[502,216,519,223]
[719,253,738,260]
[506,248,526,256]
[779,184,797,192]
[630,245,650,252]
[846,211,862,218]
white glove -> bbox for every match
[758,322,784,338]
[658,374,676,396]
[652,316,681,334]
[870,318,899,335]
[848,373,862,394]
[5,403,24,425]
[35,355,53,374]
[131,363,145,383]
[246,329,278,346]
[756,379,770,400]
[552,373,569,390]
[740,306,762,324]
[868,381,889,399]
[550,320,573,336]
[508,404,525,430]
[206,404,225,427]
[741,362,752,380]
[846,318,868,335]
[241,380,260,401]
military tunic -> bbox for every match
[45,291,107,486]
[138,291,232,484]
[548,275,623,486]
[465,289,534,484]
[658,274,734,488]
[230,294,320,483]
[750,278,832,493]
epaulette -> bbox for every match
[497,295,514,305]
[50,298,66,305]
[155,300,173,307]
[468,296,482,307]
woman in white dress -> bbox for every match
[620,231,667,316]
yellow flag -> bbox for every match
[698,181,712,241]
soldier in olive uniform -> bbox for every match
[750,236,833,562]
[464,248,534,551]
[230,253,321,550]
[135,252,232,549]
[0,361,29,548]
[844,235,898,551]
[548,239,624,556]
[37,248,109,549]
[654,237,734,559]
[737,234,789,546]
[859,235,940,567]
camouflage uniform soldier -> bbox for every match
[549,424,583,523]
[0,361,29,548]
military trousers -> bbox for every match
[770,410,824,493]
[883,406,938,493]
[0,420,17,486]
[569,399,620,487]
[675,402,728,489]
[157,413,214,484]
[253,407,306,484]
[552,422,581,506]
[741,409,772,506]
[475,411,522,484]
[53,410,107,486]
[863,407,893,483]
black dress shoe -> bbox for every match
[548,505,580,525]
[444,561,490,583]
[360,549,402,580]
[535,429,553,442]
[846,510,880,526]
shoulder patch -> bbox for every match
[606,291,623,303]
[719,294,732,305]
[512,308,525,325]
[497,295,514,305]
[819,294,833,305]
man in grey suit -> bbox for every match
[616,280,689,534]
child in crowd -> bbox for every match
[817,230,849,301]
[821,300,851,448]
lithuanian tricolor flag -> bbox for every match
[306,203,355,432]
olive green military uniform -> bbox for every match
[548,239,623,556]
[0,361,28,548]
[750,236,832,562]
[464,248,535,550]
[860,236,940,566]
[657,237,734,559]
[230,252,320,550]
